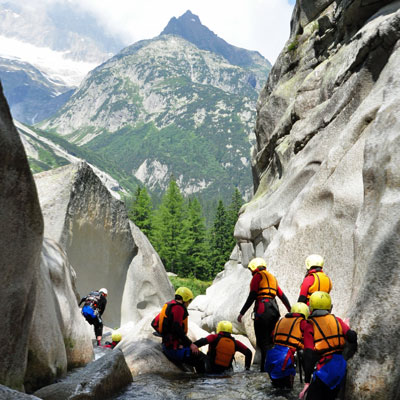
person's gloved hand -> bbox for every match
[190,343,199,355]
[299,383,310,399]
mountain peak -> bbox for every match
[160,11,269,68]
[180,10,201,24]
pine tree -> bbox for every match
[209,200,231,276]
[127,186,153,237]
[182,198,210,279]
[227,188,243,250]
[152,178,186,275]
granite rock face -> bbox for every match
[196,2,400,398]
[0,83,44,390]
[0,384,41,400]
[34,162,174,327]
[25,238,93,393]
[121,222,174,325]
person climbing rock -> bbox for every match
[298,254,332,304]
[152,287,208,373]
[79,288,108,346]
[193,320,252,374]
[265,302,312,389]
[103,331,122,349]
[237,257,291,372]
[299,291,358,400]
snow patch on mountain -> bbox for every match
[0,36,97,87]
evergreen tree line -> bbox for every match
[126,179,243,280]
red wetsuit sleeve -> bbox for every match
[235,340,253,369]
[336,317,350,335]
[300,319,314,350]
[193,334,218,348]
[298,275,315,301]
[250,273,262,292]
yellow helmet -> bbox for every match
[111,331,122,342]
[305,254,324,270]
[309,291,331,311]
[175,287,194,303]
[290,302,310,319]
[248,257,267,272]
[216,320,233,334]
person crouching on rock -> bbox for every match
[103,331,122,349]
[79,288,108,346]
[265,302,312,389]
[193,320,252,374]
[152,287,207,373]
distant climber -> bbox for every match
[298,254,332,304]
[237,257,291,372]
[299,291,358,400]
[265,302,312,389]
[79,288,108,346]
[193,320,252,373]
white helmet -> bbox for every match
[99,288,108,296]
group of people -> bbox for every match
[77,254,357,399]
[238,254,357,399]
[152,254,357,400]
[151,286,252,373]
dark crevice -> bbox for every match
[294,130,319,154]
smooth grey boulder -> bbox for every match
[0,384,41,399]
[346,43,400,400]
[0,83,44,390]
[34,162,173,330]
[121,222,174,326]
[33,349,132,400]
[34,162,135,328]
[25,238,93,393]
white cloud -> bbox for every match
[69,0,295,63]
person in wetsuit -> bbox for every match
[193,320,252,373]
[152,287,207,373]
[237,257,291,371]
[298,254,332,305]
[265,302,312,389]
[79,287,108,346]
[299,291,357,400]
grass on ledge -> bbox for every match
[169,276,213,299]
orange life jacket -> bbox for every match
[273,314,304,350]
[309,313,345,356]
[308,271,332,299]
[151,300,188,335]
[256,268,278,299]
[209,334,236,368]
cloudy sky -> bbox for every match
[77,0,296,64]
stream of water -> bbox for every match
[111,368,303,400]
